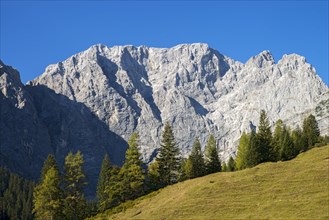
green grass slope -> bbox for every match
[93,145,329,220]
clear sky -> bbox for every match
[1,1,328,85]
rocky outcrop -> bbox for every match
[30,43,329,161]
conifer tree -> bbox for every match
[120,132,145,201]
[291,126,303,155]
[157,122,180,186]
[40,154,59,182]
[222,162,227,172]
[235,132,249,170]
[63,151,86,220]
[279,126,295,161]
[146,161,161,191]
[33,167,62,220]
[271,119,284,161]
[302,114,320,150]
[104,166,122,207]
[97,154,112,212]
[204,134,221,174]
[226,156,236,172]
[245,129,261,167]
[186,138,205,178]
[256,110,273,162]
[184,158,194,179]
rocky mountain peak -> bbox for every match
[246,50,275,68]
[278,53,307,70]
[0,60,22,85]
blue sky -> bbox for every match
[1,1,328,85]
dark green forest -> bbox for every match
[0,168,34,220]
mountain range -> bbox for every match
[1,43,328,196]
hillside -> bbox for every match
[93,145,329,220]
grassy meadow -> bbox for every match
[92,145,329,220]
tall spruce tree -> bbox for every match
[157,122,180,186]
[97,154,112,212]
[120,132,145,201]
[302,114,320,150]
[204,134,221,174]
[256,110,273,162]
[235,132,250,170]
[63,151,86,220]
[186,138,205,178]
[33,167,62,220]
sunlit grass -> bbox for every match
[91,145,329,220]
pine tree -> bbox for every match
[63,151,86,220]
[204,134,221,174]
[157,122,180,186]
[256,110,273,162]
[33,167,62,220]
[97,154,112,212]
[271,119,284,161]
[186,138,205,178]
[226,156,236,172]
[40,154,59,182]
[235,132,249,170]
[302,114,320,150]
[120,132,145,201]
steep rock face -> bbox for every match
[0,60,52,179]
[30,44,329,161]
[0,60,127,197]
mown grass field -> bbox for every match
[92,145,329,220]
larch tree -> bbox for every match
[204,134,221,174]
[157,122,180,186]
[235,132,250,170]
[33,167,62,220]
[104,166,122,207]
[120,132,145,201]
[96,154,112,212]
[40,154,59,182]
[63,151,86,220]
